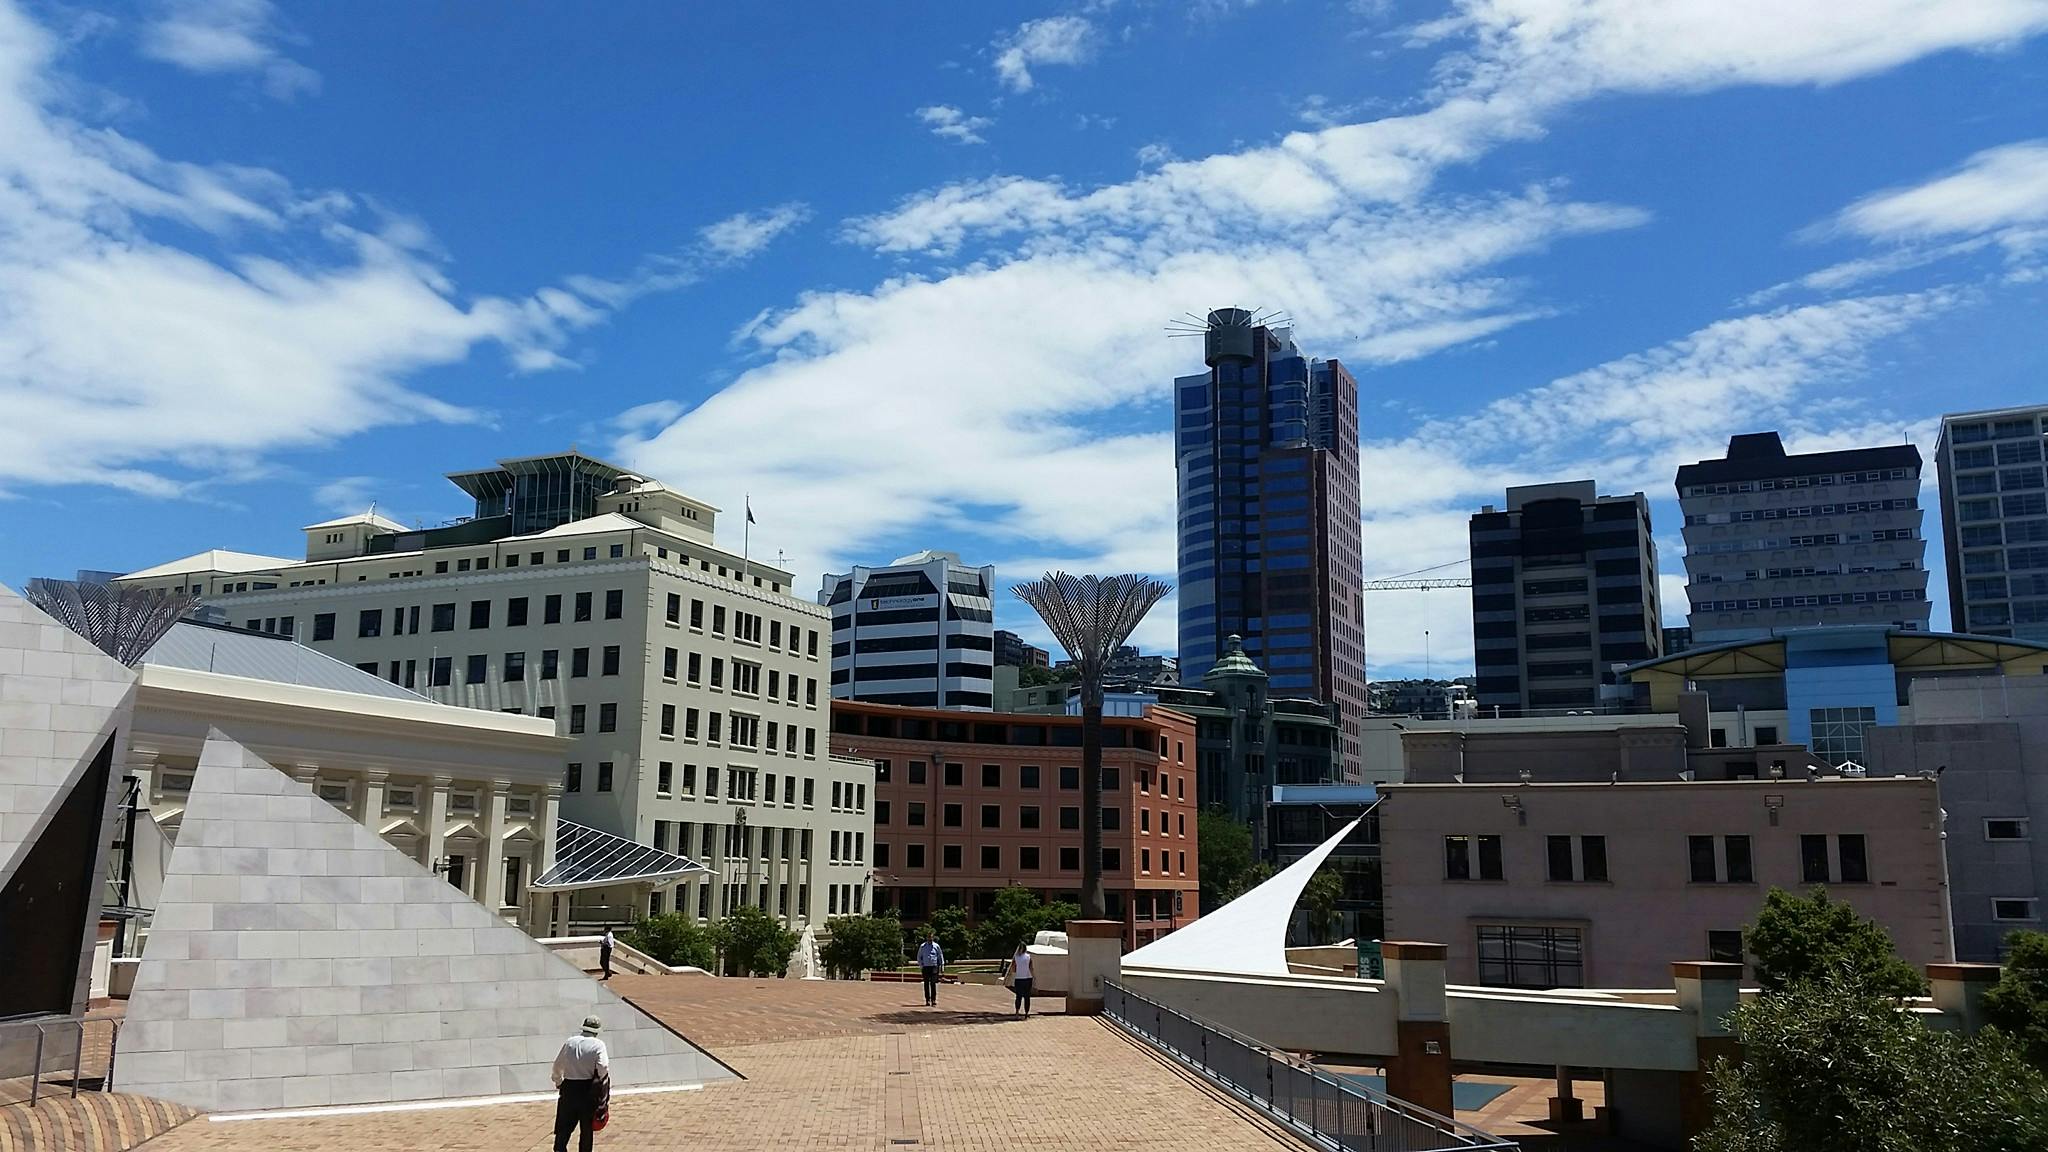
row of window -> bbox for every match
[1695,589,1921,612]
[651,761,859,809]
[663,649,819,708]
[877,800,1186,835]
[1444,832,1873,884]
[1682,468,1911,497]
[869,759,1189,800]
[874,841,1187,875]
[657,706,819,756]
[1685,497,1917,526]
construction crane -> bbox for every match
[1361,560,1471,682]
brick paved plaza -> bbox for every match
[94,977,1302,1152]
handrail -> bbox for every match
[0,1014,91,1105]
[1102,980,1517,1152]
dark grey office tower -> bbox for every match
[1469,481,1661,714]
[1174,309,1367,778]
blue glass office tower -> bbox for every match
[1175,309,1367,779]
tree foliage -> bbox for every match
[713,905,799,977]
[818,911,905,979]
[1745,887,1927,999]
[1298,867,1344,944]
[1984,929,2048,1072]
[917,905,975,962]
[973,886,1078,956]
[1198,808,1270,913]
[1015,663,1067,687]
[621,913,716,971]
[1696,976,2048,1152]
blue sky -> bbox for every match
[4,0,2047,677]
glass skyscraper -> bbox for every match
[1174,309,1366,778]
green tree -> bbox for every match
[1298,867,1344,945]
[713,905,799,977]
[1696,976,2048,1152]
[1016,663,1067,687]
[818,911,905,979]
[1198,808,1270,913]
[620,913,716,970]
[923,904,974,961]
[1745,887,1927,999]
[1984,929,2048,1072]
[973,887,1081,957]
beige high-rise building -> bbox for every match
[113,451,874,930]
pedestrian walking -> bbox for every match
[600,927,615,981]
[916,929,945,1007]
[1010,944,1035,1016]
[551,1014,610,1152]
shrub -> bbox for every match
[819,911,905,979]
[621,913,715,970]
[714,905,799,977]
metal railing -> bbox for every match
[2,1014,97,1105]
[1103,982,1517,1152]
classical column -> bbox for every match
[1674,960,1744,1139]
[482,782,511,914]
[361,771,389,838]
[425,775,454,887]
[1381,941,1454,1117]
[540,784,563,876]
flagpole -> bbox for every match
[742,493,751,579]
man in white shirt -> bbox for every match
[916,931,945,1006]
[551,1015,610,1152]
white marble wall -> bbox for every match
[118,731,732,1112]
[0,585,137,1077]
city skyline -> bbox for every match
[4,1,2047,681]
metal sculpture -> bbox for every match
[1012,572,1171,920]
[23,578,194,666]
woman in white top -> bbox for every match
[1011,944,1035,1016]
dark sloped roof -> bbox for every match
[1676,432,1920,487]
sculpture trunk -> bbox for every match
[1079,687,1105,921]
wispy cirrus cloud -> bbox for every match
[137,0,318,99]
[994,15,1097,93]
[698,202,812,261]
[916,104,994,146]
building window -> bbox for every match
[657,762,673,796]
[980,845,1000,870]
[1020,765,1040,789]
[430,656,451,687]
[565,763,582,793]
[1800,834,1829,883]
[358,609,382,638]
[605,589,623,619]
[690,599,704,629]
[666,593,681,623]
[982,764,1001,787]
[1546,835,1607,882]
[875,842,891,868]
[1103,848,1121,873]
[575,591,593,622]
[1993,898,2040,922]
[663,648,678,681]
[1809,706,1878,765]
[1020,805,1040,830]
[712,605,726,635]
[570,705,586,735]
[572,648,590,678]
[1101,807,1122,832]
[943,803,963,828]
[1445,835,1504,881]
[1707,930,1745,965]
[598,762,613,792]
[432,603,455,632]
[944,762,963,786]
[469,600,491,630]
[1755,726,1779,745]
[602,645,621,676]
[545,594,562,624]
[980,804,1001,829]
[661,704,676,736]
[1839,833,1868,883]
[312,612,335,641]
[1059,766,1080,790]
[1476,925,1583,989]
[1987,818,2031,840]
[1060,806,1080,830]
[1060,846,1079,871]
[1020,846,1040,871]
[504,652,526,682]
[1689,834,1753,883]
[908,802,926,826]
[943,845,962,870]
[907,844,926,869]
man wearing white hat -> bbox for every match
[551,1014,611,1152]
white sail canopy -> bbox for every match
[1123,816,1361,976]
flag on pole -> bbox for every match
[746,498,756,525]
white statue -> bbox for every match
[795,923,824,980]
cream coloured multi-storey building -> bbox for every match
[113,451,874,930]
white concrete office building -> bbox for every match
[113,452,874,929]
[820,550,996,710]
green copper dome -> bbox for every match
[1203,634,1268,681]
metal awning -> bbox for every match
[530,819,706,893]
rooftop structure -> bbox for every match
[819,550,996,710]
[1934,404,2048,639]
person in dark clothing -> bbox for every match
[551,1015,609,1152]
[1010,944,1035,1016]
[916,930,945,1006]
[600,927,615,980]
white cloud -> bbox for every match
[0,0,751,499]
[698,202,812,261]
[1833,139,2048,268]
[994,15,1097,92]
[312,475,376,516]
[138,0,318,99]
[916,104,993,146]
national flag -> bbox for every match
[746,498,756,525]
